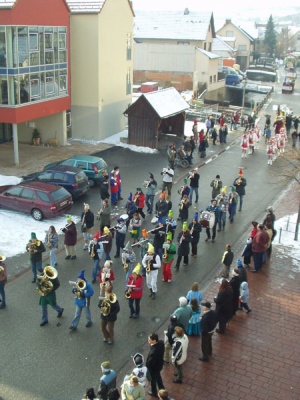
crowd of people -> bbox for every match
[0,106,291,400]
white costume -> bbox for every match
[240,134,249,158]
[142,252,161,294]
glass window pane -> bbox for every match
[46,73,55,96]
[59,33,66,49]
[29,33,38,51]
[18,26,28,67]
[20,75,29,104]
[0,75,8,104]
[45,33,53,49]
[30,75,40,99]
[59,50,66,63]
[45,51,54,64]
[30,52,39,66]
[0,27,6,67]
[59,70,67,94]
[6,26,17,68]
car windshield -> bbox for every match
[50,187,70,201]
[75,171,87,183]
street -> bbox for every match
[0,66,299,400]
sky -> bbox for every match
[0,127,299,262]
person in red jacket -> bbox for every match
[251,224,269,272]
[110,172,119,206]
[126,263,144,319]
[133,188,146,219]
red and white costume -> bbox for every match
[248,130,258,154]
[254,126,261,149]
[266,139,275,165]
[279,133,286,153]
[240,134,249,158]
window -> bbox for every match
[46,73,55,96]
[36,191,51,203]
[30,76,40,99]
[238,45,247,52]
[6,187,22,197]
[126,32,131,60]
[59,72,67,94]
[45,33,53,50]
[0,75,8,104]
[226,30,234,37]
[53,172,68,182]
[29,29,39,51]
[20,188,36,200]
[37,171,52,181]
[204,42,206,51]
[213,75,216,83]
[77,162,87,169]
[126,68,131,95]
[0,27,6,67]
[18,27,28,67]
[209,76,212,84]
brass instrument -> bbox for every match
[47,232,51,249]
[162,247,168,260]
[36,266,58,296]
[143,180,150,188]
[235,177,242,185]
[28,240,41,252]
[178,186,184,195]
[0,266,4,278]
[123,256,129,271]
[90,243,95,259]
[60,224,68,233]
[100,293,117,316]
[180,199,184,210]
[146,256,151,274]
[69,279,86,299]
[213,179,219,189]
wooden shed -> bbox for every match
[124,87,190,149]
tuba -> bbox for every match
[36,266,58,296]
[100,293,117,316]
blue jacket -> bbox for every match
[74,280,94,307]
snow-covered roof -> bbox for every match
[134,9,214,41]
[140,87,189,119]
[0,0,17,8]
[213,35,236,52]
[196,47,220,59]
[65,0,105,13]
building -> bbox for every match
[66,0,134,141]
[0,0,71,164]
[216,19,254,70]
[133,8,224,98]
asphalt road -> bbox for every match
[0,66,298,400]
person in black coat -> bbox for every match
[188,212,202,257]
[214,279,233,334]
[198,136,209,158]
[100,170,110,200]
[229,269,241,316]
[100,286,120,345]
[163,315,185,363]
[199,302,218,361]
[151,223,166,260]
[174,222,191,270]
[146,333,165,398]
[233,170,247,211]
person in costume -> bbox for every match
[98,361,117,400]
[266,138,275,165]
[171,326,189,384]
[165,210,177,239]
[205,199,221,243]
[99,260,115,298]
[247,130,257,154]
[61,215,77,260]
[215,187,229,231]
[228,186,239,223]
[178,179,190,198]
[81,203,94,250]
[133,229,153,277]
[142,243,161,300]
[38,264,63,326]
[100,286,120,345]
[233,168,247,212]
[129,212,142,245]
[240,133,249,158]
[114,217,127,258]
[155,192,169,224]
[112,166,122,201]
[44,225,58,267]
[145,173,157,214]
[151,222,166,260]
[186,298,201,336]
[26,231,46,283]
[133,187,146,219]
[88,233,104,283]
[126,263,144,318]
[178,194,190,224]
[174,222,191,270]
[101,226,113,261]
[186,282,203,305]
[210,174,222,199]
[0,255,8,309]
[125,193,137,229]
[122,241,137,286]
[161,165,174,196]
[69,270,94,331]
[98,198,111,235]
[121,376,145,400]
[188,212,202,257]
[162,232,176,282]
[188,168,200,204]
[110,171,118,206]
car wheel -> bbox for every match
[32,208,43,221]
[88,179,95,187]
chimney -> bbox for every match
[226,19,231,24]
[184,8,189,15]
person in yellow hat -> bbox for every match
[174,222,191,270]
[133,229,153,277]
[142,243,161,300]
[215,186,229,232]
[102,226,113,261]
[126,263,144,318]
[162,232,176,282]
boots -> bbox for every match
[149,289,153,298]
[152,292,156,300]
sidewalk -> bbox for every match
[117,182,300,400]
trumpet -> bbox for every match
[162,247,168,260]
[235,177,242,185]
[143,180,150,188]
[213,179,219,189]
[60,224,68,233]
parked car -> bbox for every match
[0,181,73,221]
[218,67,241,86]
[44,155,108,186]
[22,165,90,200]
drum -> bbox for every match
[200,211,215,229]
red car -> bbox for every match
[0,181,73,221]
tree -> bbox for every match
[264,15,277,57]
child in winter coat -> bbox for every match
[241,237,252,267]
[239,282,252,314]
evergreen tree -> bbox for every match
[264,15,277,56]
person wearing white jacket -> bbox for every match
[171,326,189,384]
[239,281,252,314]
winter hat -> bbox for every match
[238,168,243,176]
[232,268,239,277]
[149,172,154,179]
[93,232,100,240]
[31,232,37,239]
[117,217,124,223]
[128,192,133,202]
[236,259,243,267]
[183,178,188,185]
[148,243,155,253]
[231,186,236,192]
[246,237,252,244]
[252,221,258,227]
[142,229,148,238]
[133,263,141,275]
[193,212,199,221]
[133,353,144,367]
[101,361,111,371]
[77,270,86,281]
[168,210,173,218]
[136,187,142,191]
[167,232,173,241]
[201,301,211,309]
[221,186,227,194]
[267,206,273,212]
[103,226,110,234]
[194,120,198,123]
[67,215,72,222]
[216,175,220,179]
[182,221,188,231]
[104,260,113,268]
